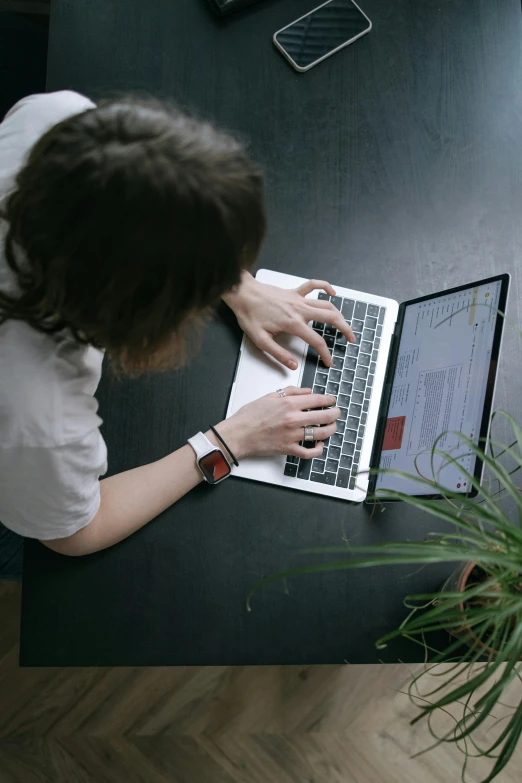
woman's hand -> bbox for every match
[215,387,340,461]
[222,272,355,370]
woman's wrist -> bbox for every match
[221,270,254,311]
[206,417,249,462]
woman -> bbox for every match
[0,91,353,579]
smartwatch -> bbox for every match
[188,432,232,485]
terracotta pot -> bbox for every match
[441,561,500,655]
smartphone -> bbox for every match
[273,0,372,73]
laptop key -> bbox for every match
[346,344,359,357]
[356,438,363,450]
[287,455,299,464]
[326,381,339,395]
[353,377,366,392]
[367,374,374,388]
[354,450,361,463]
[349,478,356,489]
[340,455,352,469]
[297,458,312,480]
[352,319,364,333]
[367,304,379,318]
[313,320,323,330]
[332,356,344,370]
[354,301,367,320]
[301,346,318,389]
[365,316,377,330]
[345,429,357,443]
[340,382,353,395]
[311,472,326,483]
[358,425,365,438]
[374,337,380,349]
[324,472,336,485]
[362,328,375,341]
[342,441,355,456]
[376,325,382,337]
[329,369,342,384]
[331,295,343,310]
[349,403,362,417]
[336,332,347,346]
[356,366,368,379]
[284,463,298,477]
[347,416,360,430]
[336,469,350,488]
[359,353,370,367]
[370,362,376,374]
[313,385,325,395]
[363,400,369,412]
[361,340,373,354]
[365,388,371,399]
[338,407,348,421]
[372,350,378,362]
[326,458,339,473]
[312,459,325,473]
[316,372,328,386]
[344,357,357,371]
[324,324,336,337]
[342,299,355,320]
[378,307,385,324]
[318,292,330,301]
[337,394,350,408]
[336,419,346,434]
[328,446,341,461]
[360,412,367,425]
[325,335,335,349]
[333,344,346,358]
[330,433,343,447]
[352,391,364,405]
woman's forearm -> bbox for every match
[42,432,227,556]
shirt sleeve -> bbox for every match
[0,91,95,195]
[0,429,108,540]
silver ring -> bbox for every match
[304,426,314,441]
[276,388,286,398]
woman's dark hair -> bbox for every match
[0,97,266,373]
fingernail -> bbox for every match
[287,360,297,370]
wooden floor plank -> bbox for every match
[2,582,522,782]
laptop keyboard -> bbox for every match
[283,294,386,491]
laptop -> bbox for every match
[226,269,509,502]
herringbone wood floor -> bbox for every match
[1,581,522,782]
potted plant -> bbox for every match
[248,412,522,783]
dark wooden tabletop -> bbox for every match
[20,0,522,666]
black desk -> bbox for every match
[21,0,522,666]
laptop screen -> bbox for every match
[375,278,505,496]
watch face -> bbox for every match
[199,449,231,484]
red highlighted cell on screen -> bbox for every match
[382,416,406,451]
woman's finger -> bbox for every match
[256,332,299,371]
[295,279,336,298]
[268,386,311,399]
[292,323,333,367]
[293,422,337,441]
[296,407,340,426]
[294,393,337,411]
[306,303,355,343]
[287,442,325,460]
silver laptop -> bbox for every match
[226,269,509,503]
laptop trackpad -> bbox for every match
[228,332,307,415]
